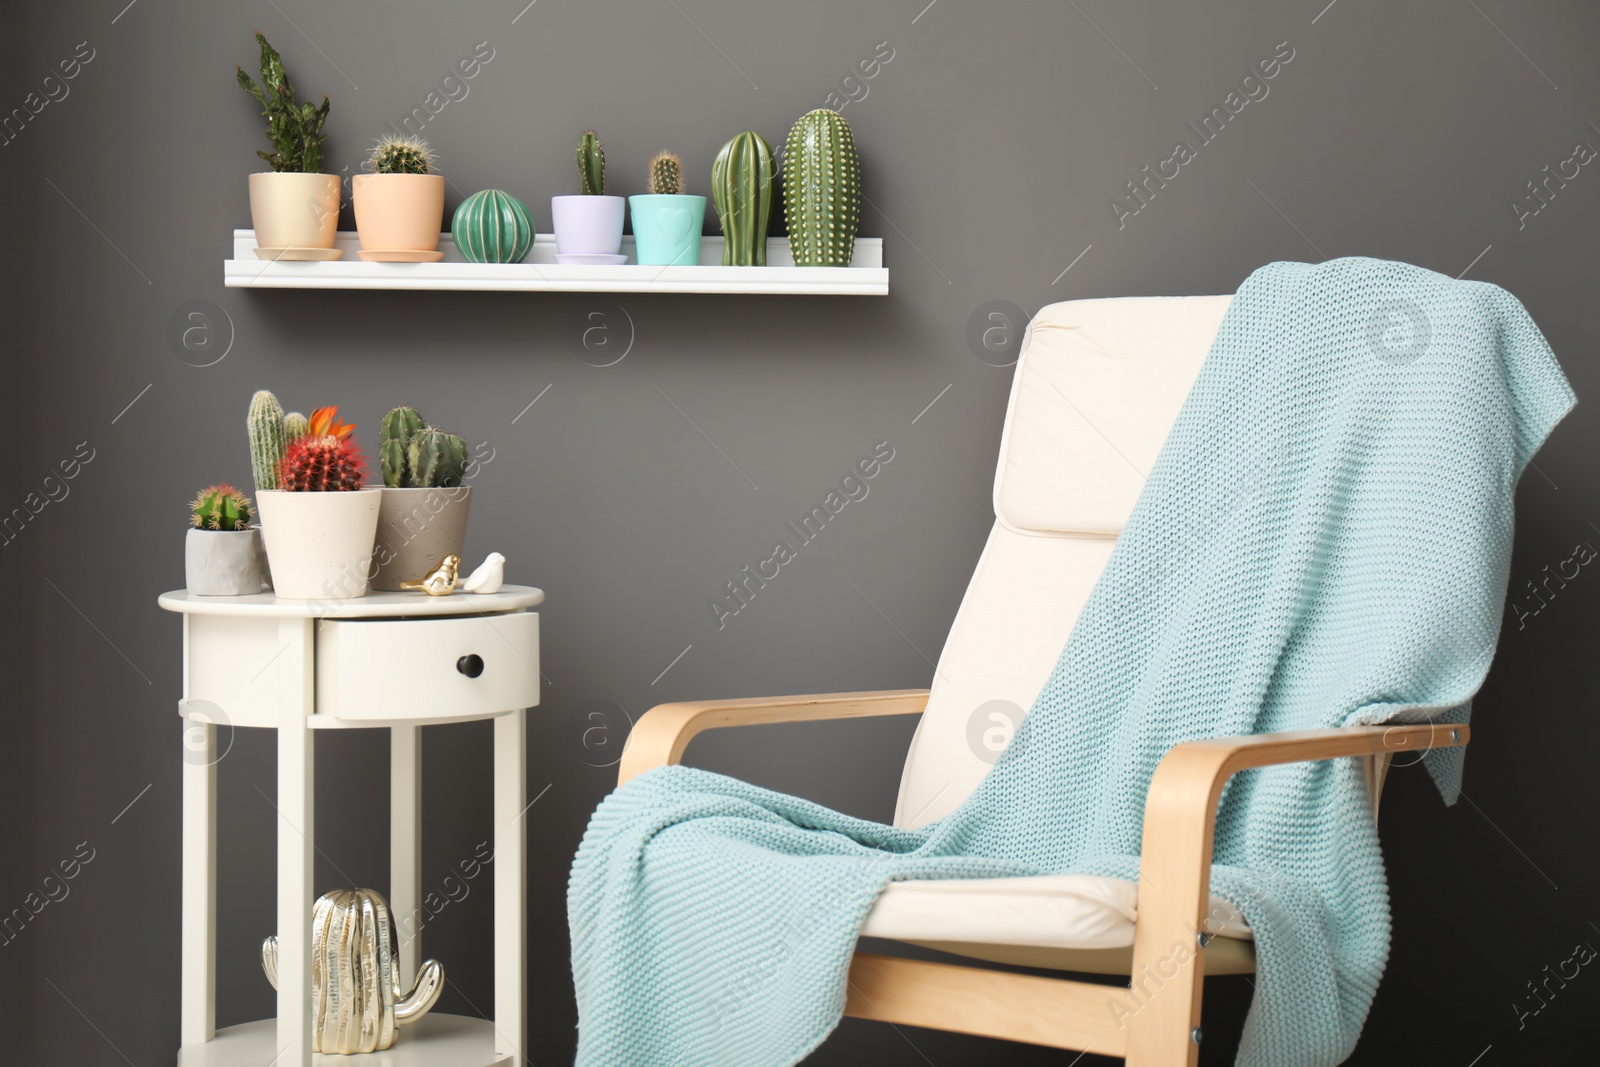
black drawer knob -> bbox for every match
[456,654,484,678]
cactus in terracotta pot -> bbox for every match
[366,134,436,175]
[781,109,860,267]
[711,131,774,267]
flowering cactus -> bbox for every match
[279,406,365,490]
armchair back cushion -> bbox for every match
[895,296,1233,827]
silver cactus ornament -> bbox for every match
[262,888,443,1054]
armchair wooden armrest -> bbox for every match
[617,689,930,787]
[1125,721,1469,1064]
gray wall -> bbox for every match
[3,1,1597,1063]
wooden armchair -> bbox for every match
[617,296,1472,1064]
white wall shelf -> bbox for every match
[224,230,888,295]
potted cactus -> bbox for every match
[252,404,382,599]
[628,151,706,267]
[353,135,446,261]
[236,32,338,256]
[371,406,473,590]
[551,131,626,262]
[185,485,265,596]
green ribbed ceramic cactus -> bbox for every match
[284,411,310,442]
[248,390,287,491]
[379,406,426,488]
[781,109,860,267]
[577,131,606,195]
[711,131,774,267]
[451,189,533,263]
[407,428,468,488]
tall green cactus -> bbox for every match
[647,151,683,195]
[379,406,426,488]
[284,411,310,442]
[781,109,860,267]
[407,428,468,489]
[711,131,774,267]
[577,131,606,195]
[248,390,288,491]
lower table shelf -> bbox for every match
[177,1014,512,1066]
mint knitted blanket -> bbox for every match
[569,258,1573,1066]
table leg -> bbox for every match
[494,709,526,1061]
[276,618,315,1067]
[179,704,216,1046]
[391,724,422,987]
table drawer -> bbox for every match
[316,612,539,721]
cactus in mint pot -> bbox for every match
[372,407,476,590]
[711,131,774,266]
[781,109,861,267]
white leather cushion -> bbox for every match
[994,295,1232,536]
[861,874,1252,949]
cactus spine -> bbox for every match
[711,131,774,266]
[191,484,253,531]
[577,131,606,195]
[407,428,468,489]
[248,390,288,491]
[781,109,860,267]
[284,411,310,442]
[647,151,684,195]
[367,134,436,175]
[379,406,426,488]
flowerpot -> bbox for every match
[255,489,382,600]
[551,195,626,255]
[628,195,706,267]
[185,528,265,596]
[372,486,473,591]
[248,171,341,250]
[353,173,446,252]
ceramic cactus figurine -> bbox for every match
[263,888,443,1054]
[711,131,774,266]
[191,485,253,531]
[367,134,436,175]
[577,130,606,195]
[647,151,684,195]
[407,427,468,489]
[247,390,288,491]
[451,189,534,263]
[379,405,426,488]
[781,109,860,267]
[283,411,310,442]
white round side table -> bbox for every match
[158,587,544,1067]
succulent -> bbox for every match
[782,109,860,267]
[647,151,684,195]
[248,390,287,491]
[279,406,365,491]
[235,32,330,173]
[577,131,606,195]
[711,131,774,266]
[379,406,426,488]
[191,484,253,531]
[366,134,437,175]
[407,428,468,489]
[284,411,310,442]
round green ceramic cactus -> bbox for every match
[711,131,774,267]
[781,109,860,267]
[451,189,533,263]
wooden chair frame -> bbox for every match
[617,689,1468,1066]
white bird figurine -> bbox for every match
[461,552,506,594]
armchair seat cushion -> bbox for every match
[862,873,1252,951]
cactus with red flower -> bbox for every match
[278,406,366,491]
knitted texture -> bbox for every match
[569,258,1574,1066]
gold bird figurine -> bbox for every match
[399,554,460,596]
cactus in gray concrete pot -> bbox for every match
[781,109,860,267]
[373,408,475,591]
